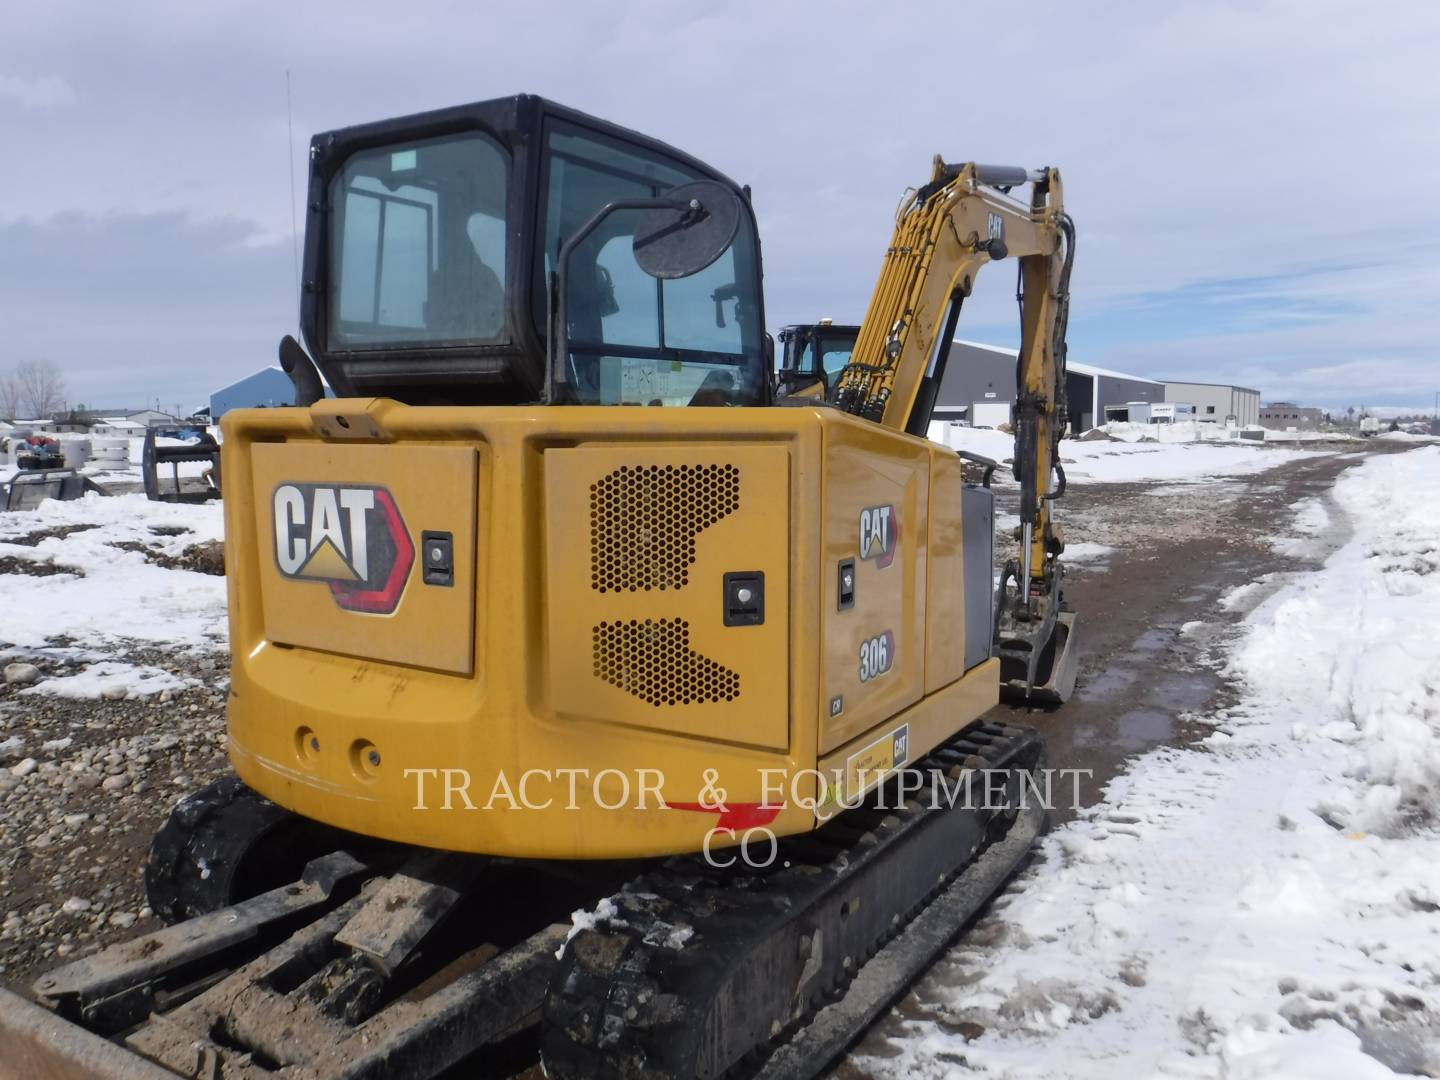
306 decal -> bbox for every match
[858,630,895,682]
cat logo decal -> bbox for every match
[272,484,413,614]
[859,504,898,569]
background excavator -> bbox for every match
[0,95,1078,1080]
[774,319,859,399]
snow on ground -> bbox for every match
[0,493,226,695]
[1100,421,1355,446]
[863,446,1440,1079]
[1376,431,1440,444]
[1261,429,1358,444]
[929,423,1337,485]
[18,661,199,700]
[1268,497,1334,560]
[1060,542,1115,564]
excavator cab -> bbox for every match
[301,95,769,408]
[774,320,860,399]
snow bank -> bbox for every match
[1100,420,1355,446]
[864,446,1440,1078]
[928,422,1335,485]
[1258,428,1356,444]
[1376,431,1440,444]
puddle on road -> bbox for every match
[1080,663,1138,701]
[1115,706,1174,749]
[1131,625,1175,652]
[1057,627,1216,757]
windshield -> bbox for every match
[538,122,765,406]
[817,333,855,381]
[783,326,856,392]
[328,132,510,349]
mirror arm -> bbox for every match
[545,196,688,405]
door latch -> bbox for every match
[838,558,856,610]
[421,531,454,587]
[723,571,764,626]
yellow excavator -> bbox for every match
[0,95,1077,1080]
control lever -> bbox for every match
[712,283,739,328]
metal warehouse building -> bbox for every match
[209,367,296,420]
[931,340,1163,433]
[209,368,336,420]
[1163,380,1260,426]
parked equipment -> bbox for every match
[14,434,63,471]
[3,469,109,512]
[141,428,221,502]
[1,96,1079,1079]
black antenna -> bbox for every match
[285,70,301,339]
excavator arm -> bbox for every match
[834,158,1078,701]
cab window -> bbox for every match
[818,338,854,382]
[329,132,509,348]
[536,121,765,405]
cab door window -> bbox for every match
[535,121,765,405]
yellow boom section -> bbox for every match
[834,158,1071,583]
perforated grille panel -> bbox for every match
[590,464,740,592]
[593,619,740,707]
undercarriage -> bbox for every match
[0,722,1043,1080]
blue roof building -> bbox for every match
[209,367,331,419]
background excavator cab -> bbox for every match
[775,320,860,399]
[301,94,769,408]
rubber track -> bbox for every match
[144,776,300,923]
[542,720,1044,1079]
[145,776,368,924]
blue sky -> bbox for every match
[0,0,1437,415]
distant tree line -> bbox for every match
[0,360,67,420]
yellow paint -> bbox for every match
[924,449,966,693]
[220,398,999,859]
[249,442,478,675]
[834,159,1069,585]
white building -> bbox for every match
[90,418,150,438]
[123,409,180,428]
[1162,381,1260,426]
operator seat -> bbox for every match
[425,242,504,340]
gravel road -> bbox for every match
[0,648,231,989]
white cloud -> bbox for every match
[0,0,1436,407]
[0,72,75,109]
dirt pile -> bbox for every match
[107,540,225,576]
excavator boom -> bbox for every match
[832,158,1079,700]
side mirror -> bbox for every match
[632,181,741,280]
[548,182,743,404]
